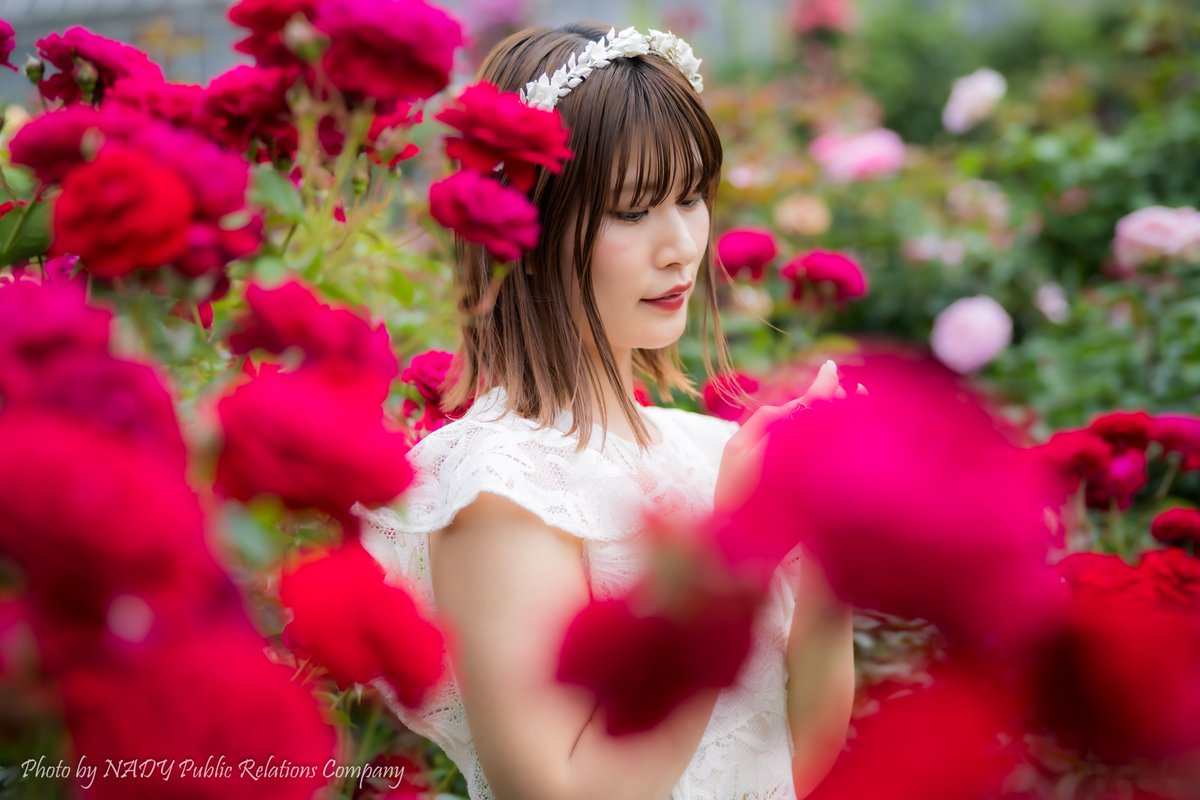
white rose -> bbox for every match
[930,295,1013,374]
[942,68,1007,134]
[1034,282,1069,324]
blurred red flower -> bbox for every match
[198,64,297,152]
[437,81,573,192]
[50,145,195,277]
[716,228,777,281]
[215,364,413,521]
[701,371,759,421]
[807,669,1017,800]
[36,26,163,104]
[0,20,17,72]
[314,0,463,108]
[429,170,540,262]
[399,349,471,434]
[229,280,398,402]
[1149,414,1200,472]
[61,623,336,800]
[104,77,204,128]
[780,250,869,305]
[228,0,320,66]
[1151,507,1200,547]
[1087,409,1153,453]
[1033,428,1112,496]
[1083,448,1147,511]
[280,542,444,705]
[1138,547,1200,612]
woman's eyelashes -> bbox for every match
[610,195,706,223]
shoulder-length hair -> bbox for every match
[441,21,743,452]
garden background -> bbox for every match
[1,0,1199,798]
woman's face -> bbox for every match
[563,170,710,357]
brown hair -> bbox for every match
[441,21,742,452]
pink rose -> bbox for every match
[716,229,777,281]
[429,170,540,262]
[35,26,163,104]
[1113,206,1200,270]
[437,81,573,192]
[941,68,1006,134]
[1084,447,1148,511]
[808,128,905,183]
[314,0,464,108]
[281,542,444,705]
[780,249,868,305]
[929,295,1012,374]
[1086,409,1153,453]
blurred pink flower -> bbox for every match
[1151,508,1200,548]
[1149,415,1200,472]
[929,295,1012,374]
[809,128,905,183]
[780,250,868,305]
[789,0,857,35]
[942,68,1006,134]
[716,228,777,281]
[1113,205,1200,270]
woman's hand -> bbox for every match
[713,360,848,513]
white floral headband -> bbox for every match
[519,26,704,112]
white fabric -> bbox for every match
[355,385,803,800]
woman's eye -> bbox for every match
[613,210,648,223]
[678,195,706,208]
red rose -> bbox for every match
[1029,601,1200,761]
[1084,447,1147,511]
[8,105,111,184]
[701,371,759,421]
[51,145,195,277]
[1086,409,1153,453]
[1033,429,1112,496]
[633,379,654,407]
[61,623,336,800]
[314,0,463,108]
[0,279,111,399]
[716,228,777,281]
[437,81,573,191]
[429,170,540,262]
[229,280,398,401]
[23,353,187,471]
[353,751,433,800]
[0,20,17,72]
[36,26,163,104]
[807,668,1017,800]
[1054,551,1158,611]
[0,413,214,629]
[780,249,869,304]
[399,349,469,435]
[1149,414,1200,472]
[215,365,413,520]
[730,354,1062,650]
[365,105,423,167]
[198,65,297,152]
[1138,547,1200,612]
[105,77,204,128]
[280,543,444,705]
[228,0,319,65]
[1151,507,1200,547]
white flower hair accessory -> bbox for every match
[519,26,703,111]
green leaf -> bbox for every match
[0,201,50,266]
[249,165,305,221]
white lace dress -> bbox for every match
[356,385,802,800]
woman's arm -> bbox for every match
[431,491,718,800]
[785,555,856,798]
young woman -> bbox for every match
[359,21,855,800]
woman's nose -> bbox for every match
[653,205,700,268]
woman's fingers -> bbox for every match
[800,360,840,404]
